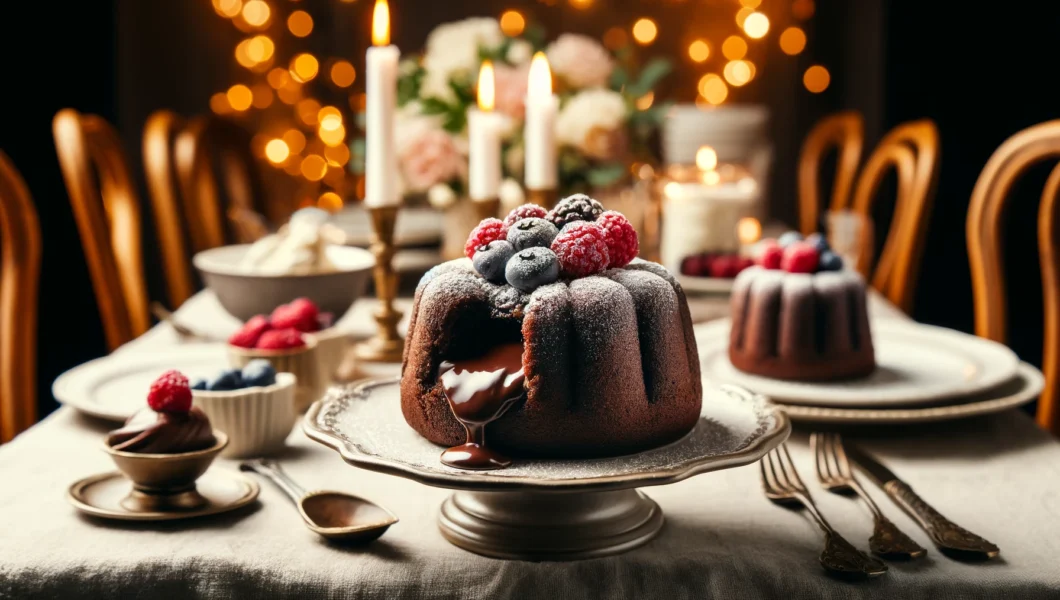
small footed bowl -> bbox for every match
[193,373,297,458]
[194,244,374,322]
[103,431,228,512]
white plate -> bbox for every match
[53,344,230,422]
[677,274,735,294]
[777,362,1042,424]
[695,319,1020,408]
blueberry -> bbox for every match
[191,379,207,391]
[805,232,830,253]
[207,368,244,391]
[818,250,844,271]
[472,240,516,283]
[506,217,559,251]
[241,359,277,388]
[777,231,804,248]
[505,247,560,292]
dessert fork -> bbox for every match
[812,432,926,559]
[760,445,888,578]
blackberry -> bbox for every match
[546,194,605,228]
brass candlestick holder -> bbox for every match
[527,188,558,210]
[354,206,405,363]
[472,197,500,221]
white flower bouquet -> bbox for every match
[351,18,672,205]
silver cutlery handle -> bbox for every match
[885,481,999,558]
[794,491,888,576]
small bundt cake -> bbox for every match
[400,199,702,458]
[728,232,875,381]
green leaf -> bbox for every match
[627,58,672,98]
[523,23,547,50]
[348,138,366,175]
[448,78,475,107]
[609,65,630,90]
[587,163,627,188]
[420,98,451,115]
[441,109,467,134]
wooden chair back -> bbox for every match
[143,110,195,308]
[967,120,1060,434]
[798,111,865,235]
[174,116,269,250]
[850,120,940,312]
[0,151,41,442]
[54,109,150,351]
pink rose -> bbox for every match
[493,63,530,120]
[398,127,466,192]
[546,34,614,89]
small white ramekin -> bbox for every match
[192,373,297,458]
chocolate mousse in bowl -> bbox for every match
[104,370,227,512]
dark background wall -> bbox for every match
[0,1,1055,419]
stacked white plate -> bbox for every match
[694,319,1043,425]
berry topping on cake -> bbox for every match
[270,297,320,333]
[503,203,549,227]
[805,232,830,253]
[256,328,306,350]
[550,221,610,277]
[818,250,844,271]
[777,231,805,248]
[228,315,271,348]
[546,194,605,228]
[597,211,638,268]
[465,218,508,259]
[756,240,784,269]
[781,241,820,273]
[506,217,559,251]
[240,359,277,387]
[472,239,516,283]
[505,247,560,292]
[147,370,193,413]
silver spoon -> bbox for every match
[240,459,397,543]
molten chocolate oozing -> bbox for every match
[438,343,525,470]
[106,407,216,454]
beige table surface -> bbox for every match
[3,290,1060,599]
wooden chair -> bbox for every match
[798,111,865,235]
[174,115,270,250]
[849,120,940,312]
[0,151,41,442]
[967,120,1060,434]
[54,109,150,351]
[143,110,195,309]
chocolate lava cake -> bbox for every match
[728,232,875,381]
[400,197,703,459]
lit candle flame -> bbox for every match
[737,217,762,245]
[372,0,390,46]
[528,51,552,99]
[696,145,718,171]
[478,60,495,112]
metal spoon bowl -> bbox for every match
[240,459,398,543]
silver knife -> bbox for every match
[845,444,1000,559]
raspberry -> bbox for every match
[596,211,638,268]
[756,240,783,270]
[256,328,306,350]
[228,315,271,348]
[781,241,820,274]
[546,194,605,228]
[503,203,548,227]
[709,255,737,278]
[465,218,508,259]
[147,369,192,413]
[270,297,320,332]
[550,221,610,277]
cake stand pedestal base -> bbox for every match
[438,488,663,561]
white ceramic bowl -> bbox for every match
[193,244,375,322]
[192,373,297,458]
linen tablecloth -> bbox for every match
[2,292,1060,599]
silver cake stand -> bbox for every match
[304,378,790,561]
